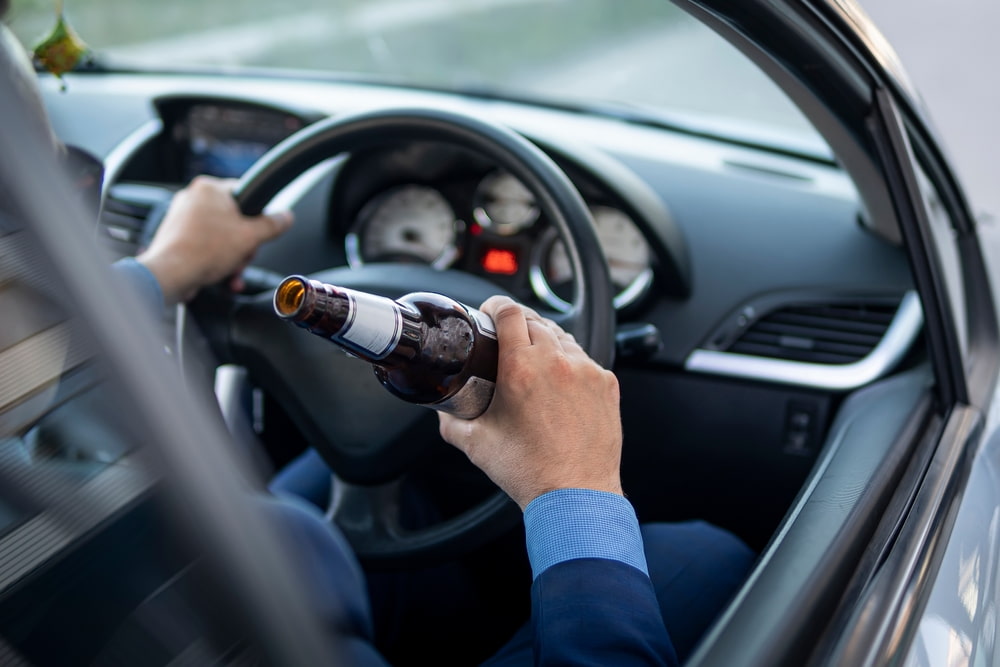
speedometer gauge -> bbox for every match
[591,206,652,289]
[473,170,539,235]
[531,205,653,312]
[347,185,460,269]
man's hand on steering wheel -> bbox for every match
[137,175,294,305]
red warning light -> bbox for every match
[481,248,519,275]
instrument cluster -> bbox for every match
[344,169,654,313]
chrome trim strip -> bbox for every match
[685,291,923,390]
[528,226,654,313]
[214,364,249,432]
[100,119,163,204]
[613,268,655,310]
[213,364,263,448]
[263,156,341,216]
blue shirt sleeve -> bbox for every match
[523,488,648,580]
[111,256,165,314]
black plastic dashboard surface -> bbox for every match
[43,75,915,371]
[154,97,319,183]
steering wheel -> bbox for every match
[197,107,615,568]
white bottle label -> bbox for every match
[337,291,402,359]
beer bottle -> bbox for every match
[273,275,498,419]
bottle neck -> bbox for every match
[296,282,420,364]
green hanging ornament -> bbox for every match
[32,1,90,89]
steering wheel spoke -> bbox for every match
[328,475,521,569]
[329,478,407,546]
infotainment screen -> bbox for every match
[181,104,305,181]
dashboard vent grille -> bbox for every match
[98,184,173,255]
[726,300,901,364]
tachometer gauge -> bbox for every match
[473,170,539,235]
[531,205,653,312]
[347,185,460,269]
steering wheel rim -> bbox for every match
[211,107,615,566]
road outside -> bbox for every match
[7,0,993,220]
[7,0,813,140]
[860,0,998,222]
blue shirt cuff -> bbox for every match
[112,256,165,313]
[523,488,648,580]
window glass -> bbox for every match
[7,0,825,152]
[913,155,968,358]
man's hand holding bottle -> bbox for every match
[437,296,624,511]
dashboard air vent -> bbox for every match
[98,183,174,255]
[726,300,901,365]
[687,292,922,390]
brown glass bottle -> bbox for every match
[273,275,498,418]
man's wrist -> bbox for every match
[519,481,623,510]
[112,256,166,311]
[135,251,180,305]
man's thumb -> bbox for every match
[255,210,294,241]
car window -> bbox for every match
[7,0,826,154]
[913,155,968,358]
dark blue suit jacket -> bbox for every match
[529,559,677,666]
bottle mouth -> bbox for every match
[274,276,307,317]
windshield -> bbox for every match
[8,0,822,148]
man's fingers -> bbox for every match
[525,317,561,350]
[549,324,587,356]
[481,296,532,353]
[250,210,294,243]
[529,314,587,358]
[227,255,254,293]
[438,411,475,455]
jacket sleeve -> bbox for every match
[252,494,390,665]
[523,489,679,666]
[532,558,678,667]
[110,256,165,312]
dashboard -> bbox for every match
[149,100,668,315]
[157,99,311,182]
[41,72,924,551]
[92,90,918,373]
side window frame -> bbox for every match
[869,88,999,411]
